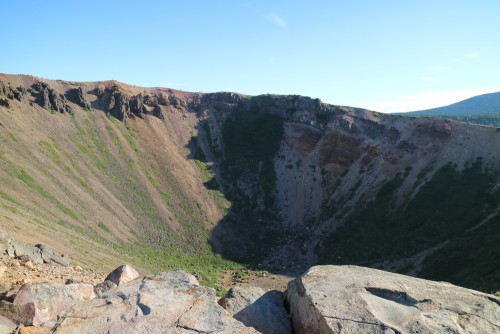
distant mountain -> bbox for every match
[406,91,500,116]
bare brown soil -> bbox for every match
[0,255,105,288]
[218,269,293,292]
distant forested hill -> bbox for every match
[401,92,500,127]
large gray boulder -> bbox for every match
[285,265,500,334]
[12,282,95,327]
[10,240,43,265]
[0,228,69,267]
[35,244,70,266]
[219,286,291,334]
[52,270,257,333]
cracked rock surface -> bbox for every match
[285,265,500,334]
[51,270,257,333]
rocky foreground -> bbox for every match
[0,229,499,333]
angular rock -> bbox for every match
[52,270,257,333]
[10,241,43,265]
[65,87,91,109]
[0,284,12,300]
[0,300,36,326]
[31,82,72,113]
[13,283,95,327]
[104,264,140,286]
[0,314,17,333]
[35,244,70,266]
[0,285,20,303]
[219,286,291,334]
[129,94,146,118]
[93,280,117,296]
[286,265,500,334]
[97,86,130,120]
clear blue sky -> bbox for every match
[2,1,500,112]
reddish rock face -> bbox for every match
[412,118,452,141]
[284,123,323,159]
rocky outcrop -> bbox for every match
[104,264,139,286]
[94,85,130,120]
[93,87,167,120]
[0,229,69,267]
[0,264,257,333]
[65,87,91,109]
[35,244,70,267]
[0,80,26,102]
[31,82,72,113]
[52,270,257,333]
[285,265,500,334]
[129,94,146,118]
[219,286,291,334]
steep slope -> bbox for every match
[0,74,238,292]
[1,74,499,294]
[197,95,500,293]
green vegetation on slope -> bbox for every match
[420,214,500,294]
[319,159,500,293]
[444,113,500,127]
[114,239,242,296]
[221,107,284,196]
[191,136,229,214]
[211,108,285,262]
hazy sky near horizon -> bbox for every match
[2,1,499,113]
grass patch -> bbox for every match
[57,203,78,220]
[18,169,50,198]
[0,191,18,205]
[75,176,91,190]
[39,140,62,166]
[97,222,111,233]
[57,219,83,235]
[57,219,71,228]
[0,203,18,214]
[121,125,139,152]
[70,121,106,173]
[114,240,243,296]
